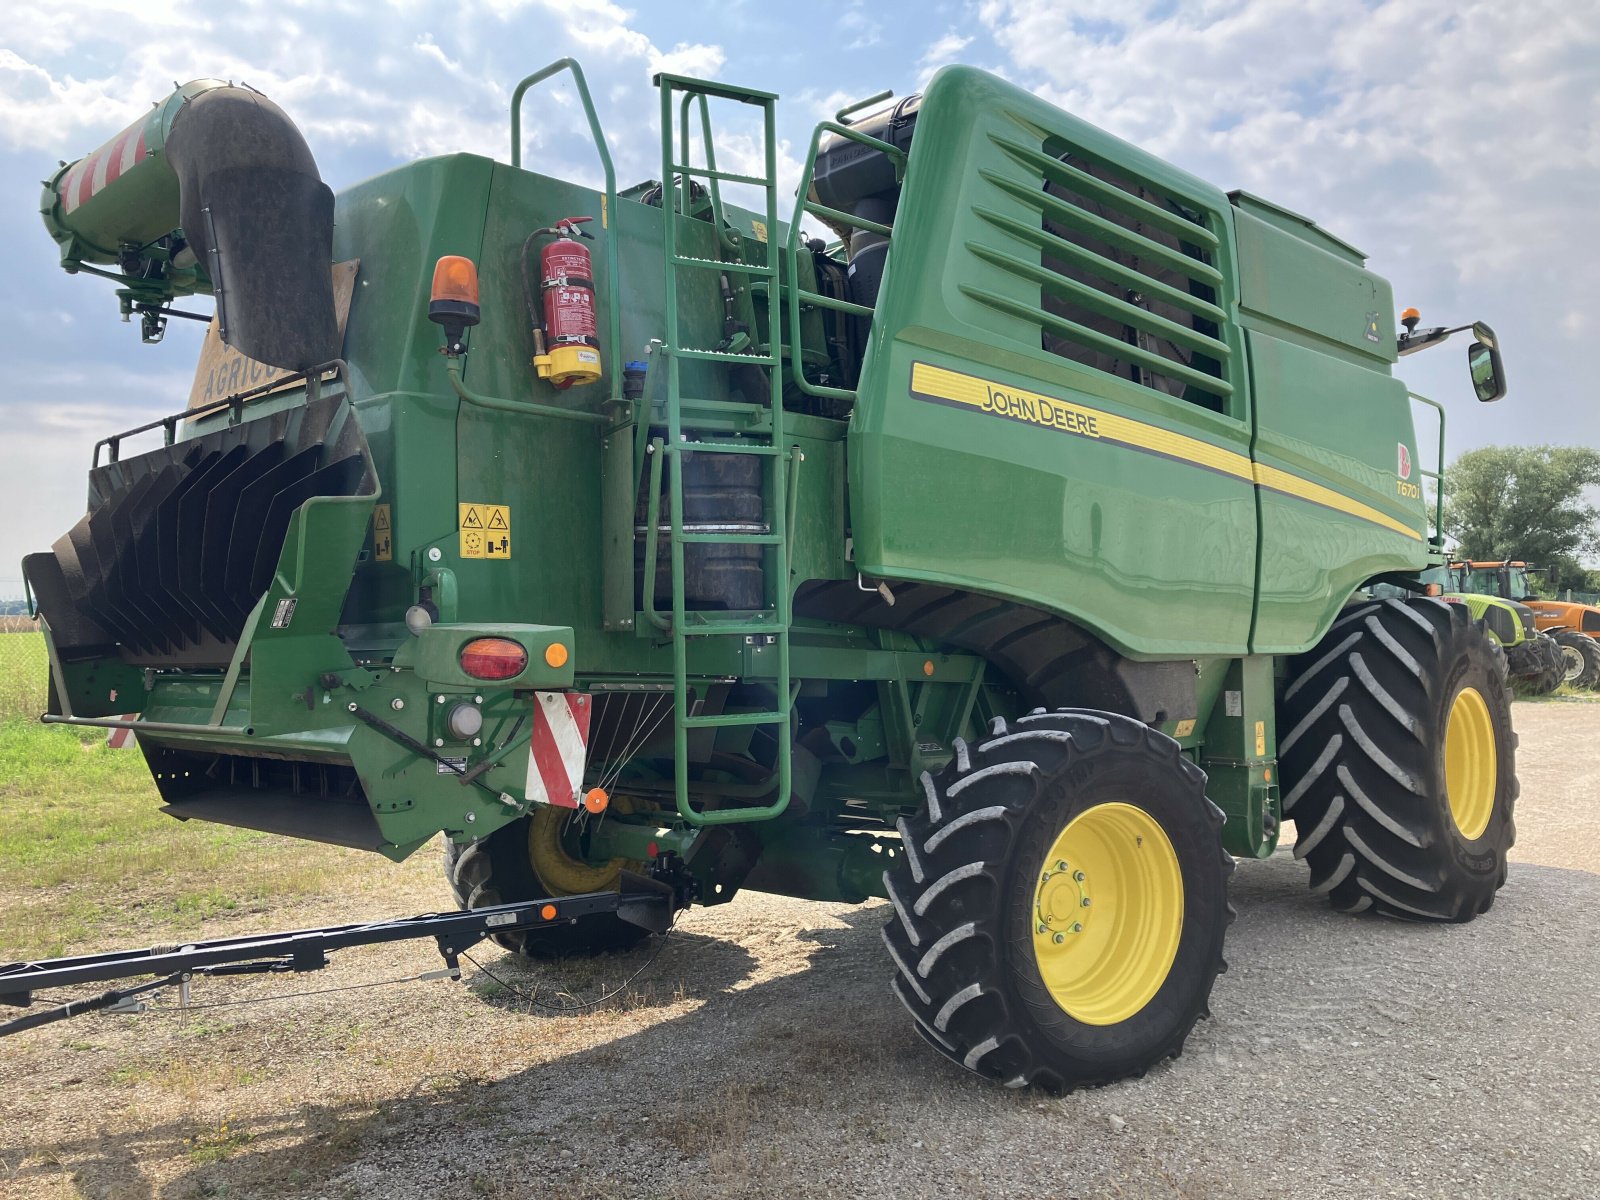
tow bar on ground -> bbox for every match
[0,870,678,1037]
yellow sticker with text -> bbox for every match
[372,503,392,562]
[1173,718,1196,738]
[1254,720,1267,757]
[459,503,511,560]
[751,220,768,243]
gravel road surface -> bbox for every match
[2,700,1596,1199]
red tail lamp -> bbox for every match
[429,255,480,353]
[459,637,527,681]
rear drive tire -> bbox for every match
[1279,597,1517,921]
[1547,629,1600,689]
[1526,634,1566,695]
[881,709,1232,1092]
[444,809,654,958]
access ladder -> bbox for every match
[649,73,794,826]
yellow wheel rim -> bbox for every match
[527,804,641,896]
[1032,802,1184,1026]
[1444,686,1497,841]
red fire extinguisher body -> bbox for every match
[541,238,597,346]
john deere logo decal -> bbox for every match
[1398,443,1413,480]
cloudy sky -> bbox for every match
[1,0,1595,591]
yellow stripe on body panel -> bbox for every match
[910,362,1253,479]
[1251,463,1421,541]
[908,361,1422,542]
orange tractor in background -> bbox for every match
[1455,561,1600,688]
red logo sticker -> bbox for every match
[1398,443,1413,480]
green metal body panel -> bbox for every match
[848,68,1426,662]
[29,61,1482,909]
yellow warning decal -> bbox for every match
[1254,720,1267,757]
[751,220,769,244]
[1173,718,1197,738]
[372,503,392,562]
[908,362,1421,542]
[459,503,511,560]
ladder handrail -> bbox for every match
[509,59,623,400]
[677,92,741,253]
[1409,391,1448,551]
[784,119,907,401]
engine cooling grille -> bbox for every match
[25,390,373,666]
[966,132,1232,413]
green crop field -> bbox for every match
[0,630,423,960]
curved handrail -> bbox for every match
[835,90,893,126]
[509,60,623,401]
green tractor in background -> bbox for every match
[23,62,1518,1090]
[1422,569,1566,694]
[1454,561,1600,689]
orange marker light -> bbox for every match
[540,903,558,921]
[431,256,480,306]
[582,787,609,814]
[429,256,481,352]
[1400,307,1420,323]
[1263,768,1272,783]
[1424,583,1442,597]
[544,642,569,669]
[922,660,935,676]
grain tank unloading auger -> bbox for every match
[14,61,1518,1090]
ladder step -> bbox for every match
[678,620,785,637]
[677,532,784,546]
[669,346,780,366]
[669,163,772,187]
[682,710,788,729]
[673,441,782,456]
[671,253,775,277]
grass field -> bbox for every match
[0,717,406,958]
[0,627,47,724]
[0,630,428,959]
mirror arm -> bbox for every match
[1397,323,1478,357]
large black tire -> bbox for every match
[1547,629,1600,689]
[1279,597,1517,921]
[1528,633,1566,695]
[444,811,653,959]
[881,709,1232,1092]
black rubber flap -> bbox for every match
[165,86,339,371]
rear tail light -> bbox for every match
[459,637,528,681]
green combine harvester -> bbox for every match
[15,62,1517,1089]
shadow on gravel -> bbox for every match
[9,855,1597,1199]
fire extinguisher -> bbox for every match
[525,217,602,389]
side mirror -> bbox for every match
[1468,322,1506,402]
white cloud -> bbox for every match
[976,0,1600,454]
[917,31,975,87]
[650,42,728,79]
